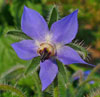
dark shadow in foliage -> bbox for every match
[19,85,35,97]
[76,29,96,45]
[1,4,14,26]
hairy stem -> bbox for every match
[53,77,59,97]
[0,84,26,97]
[87,64,100,79]
[79,78,100,87]
[32,72,42,97]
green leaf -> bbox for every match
[87,64,100,79]
[18,72,42,97]
[0,34,27,74]
[58,73,66,97]
[0,84,26,97]
[48,5,59,28]
[0,65,25,82]
[75,86,86,97]
[6,30,32,40]
[57,60,68,83]
[57,60,74,97]
[57,60,69,97]
[53,77,59,97]
[67,43,89,60]
[24,57,40,75]
[32,72,42,97]
[87,87,100,97]
[76,77,100,97]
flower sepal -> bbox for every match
[7,30,32,41]
[24,56,40,76]
[48,5,59,29]
[67,42,89,60]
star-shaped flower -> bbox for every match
[12,6,93,91]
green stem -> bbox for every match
[0,84,26,97]
[32,72,42,97]
[75,78,100,96]
[87,64,100,79]
[79,78,100,87]
[53,77,59,97]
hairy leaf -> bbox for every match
[24,57,40,75]
[48,5,59,29]
[6,30,32,40]
[0,84,26,97]
[1,65,25,82]
[68,43,89,60]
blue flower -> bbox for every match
[73,70,94,84]
[84,70,94,84]
[11,6,94,91]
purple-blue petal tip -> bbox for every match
[42,87,45,91]
[71,9,78,15]
[75,9,79,12]
[50,9,79,44]
[87,63,95,67]
[24,5,27,9]
[23,5,29,12]
[11,40,38,60]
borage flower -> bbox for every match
[12,6,93,91]
[84,70,94,84]
[73,70,94,84]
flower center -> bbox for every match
[37,43,55,62]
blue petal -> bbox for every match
[84,70,94,84]
[21,6,49,41]
[39,59,58,91]
[50,10,78,44]
[84,70,91,76]
[57,46,95,67]
[11,40,38,60]
[74,76,80,80]
[89,81,94,84]
[73,70,94,84]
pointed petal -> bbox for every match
[57,46,94,66]
[39,59,58,91]
[21,6,49,40]
[11,40,38,60]
[50,10,78,44]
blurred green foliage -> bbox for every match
[0,0,100,97]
